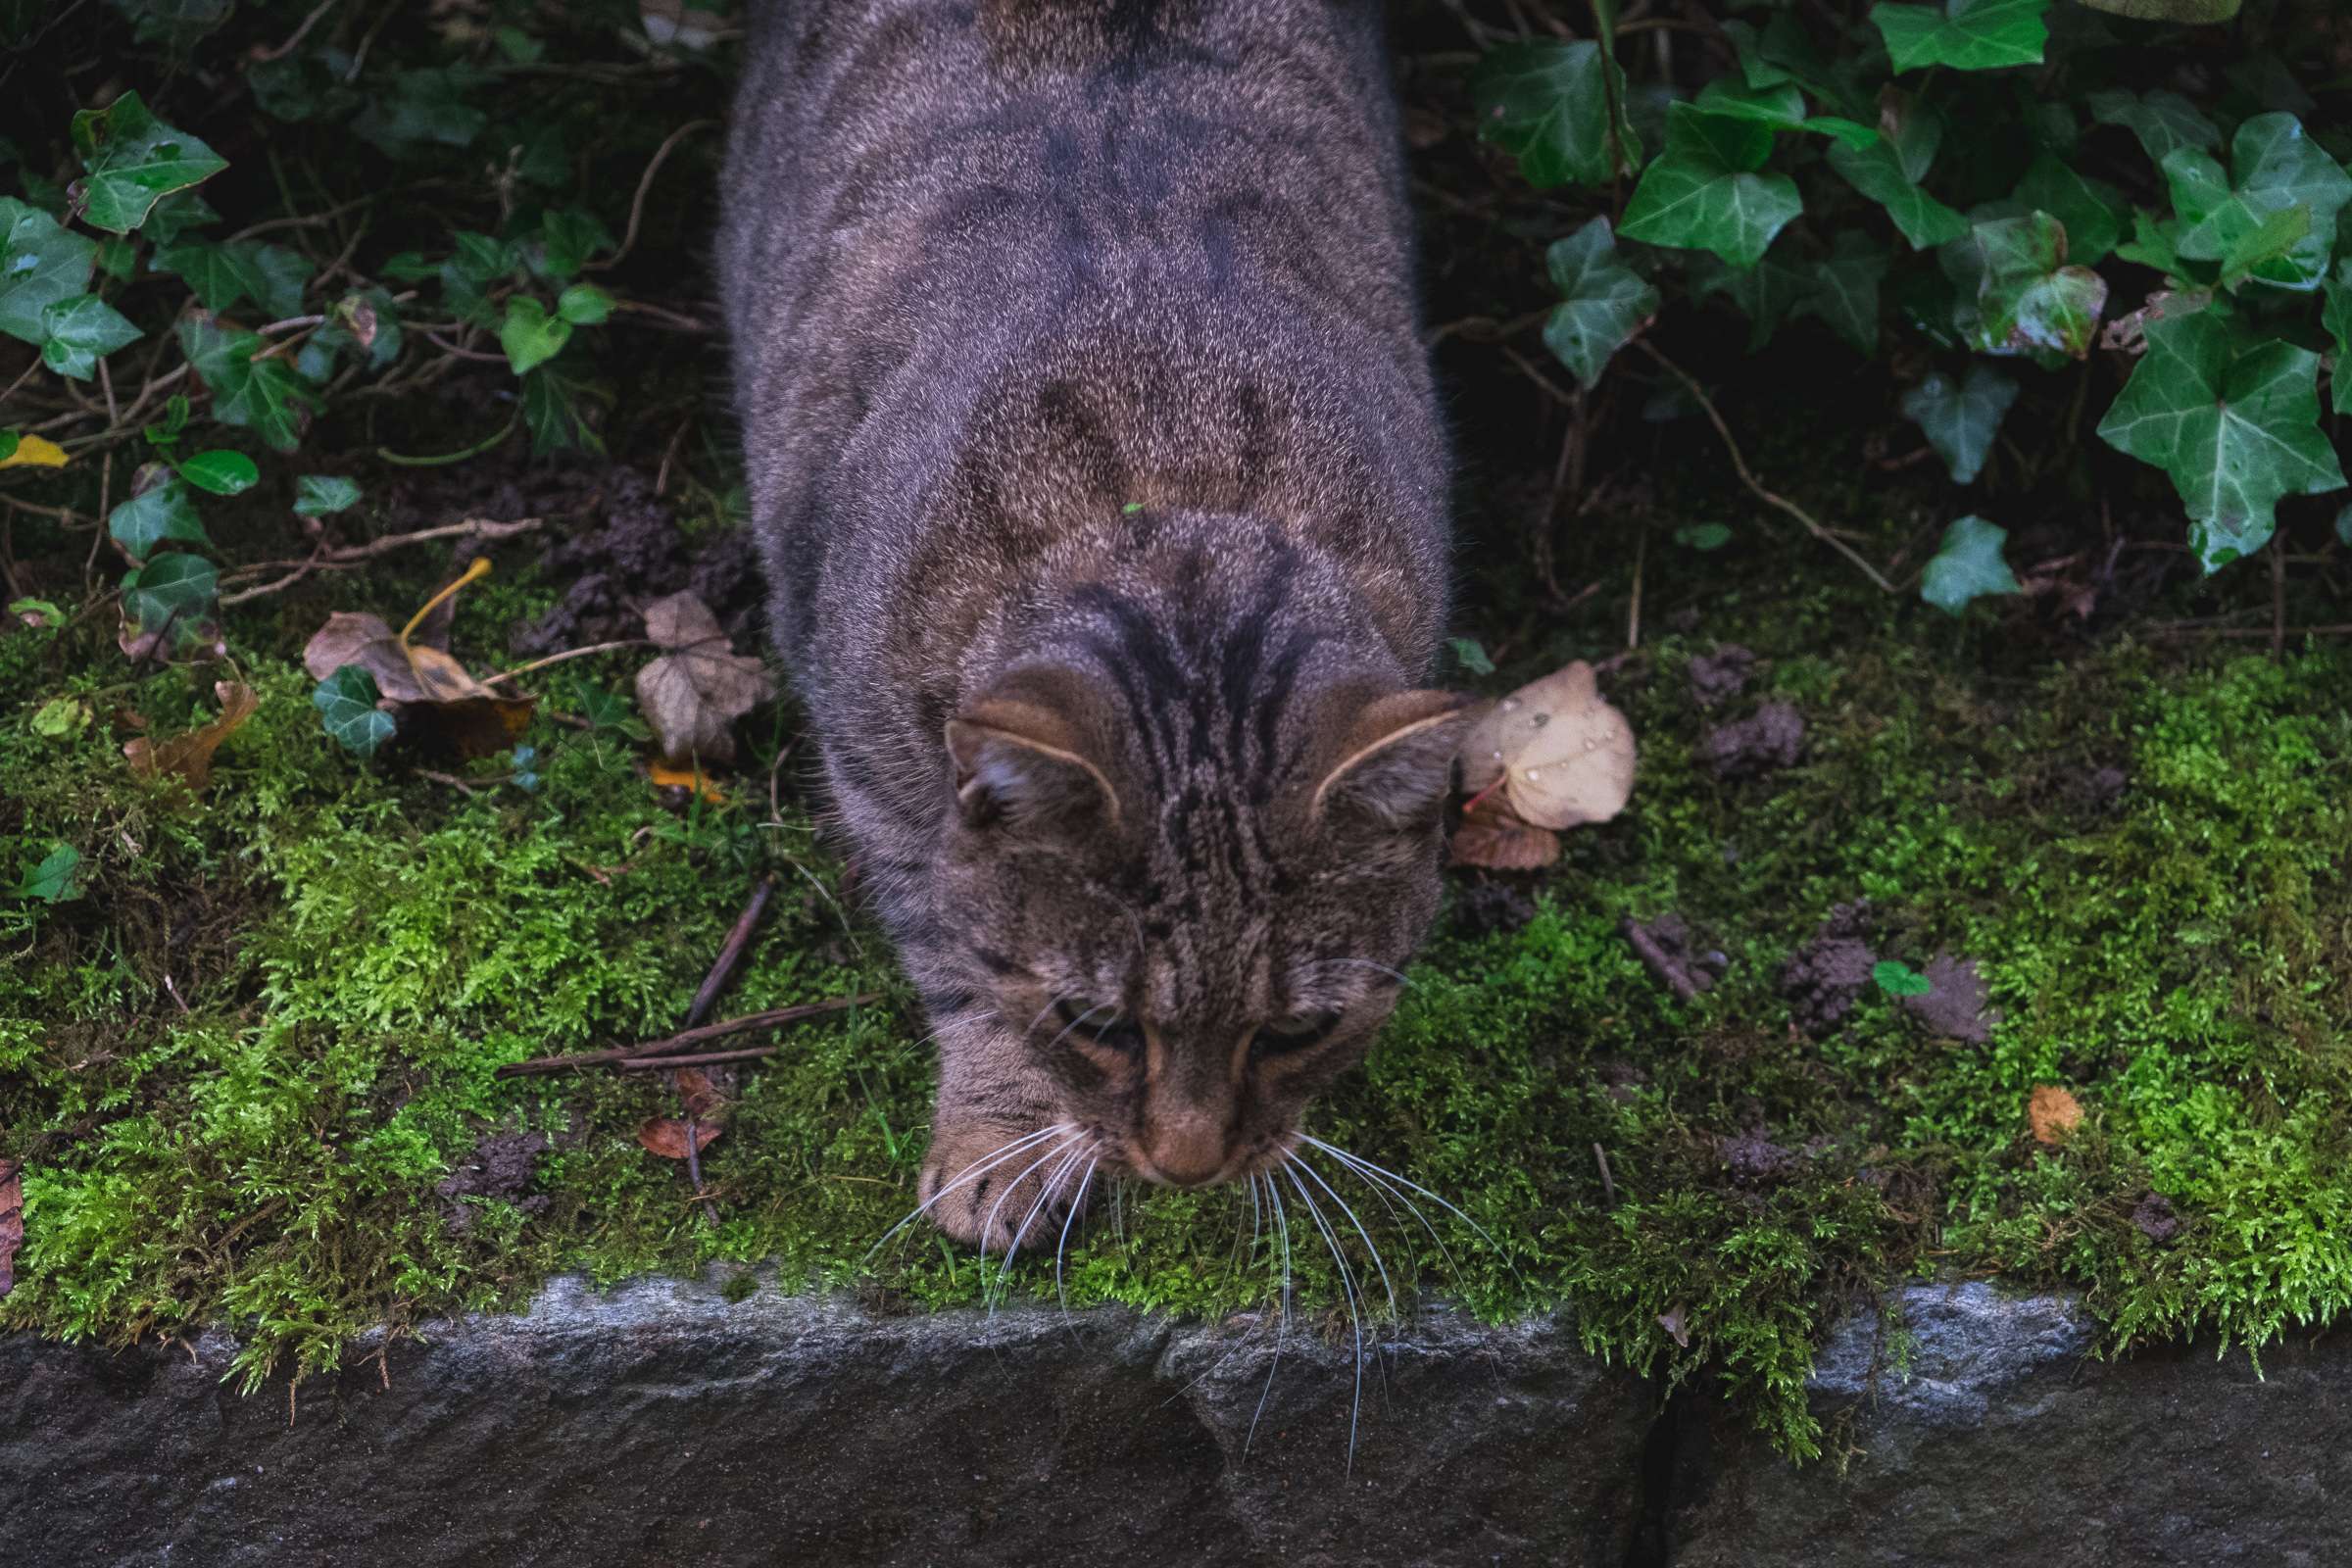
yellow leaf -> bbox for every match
[0,435,70,470]
[650,760,728,804]
[2029,1085,2083,1145]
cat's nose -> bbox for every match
[1141,1115,1228,1187]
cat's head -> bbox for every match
[937,625,1476,1189]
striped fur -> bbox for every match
[720,0,1465,1247]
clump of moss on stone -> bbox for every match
[4,521,2349,1458]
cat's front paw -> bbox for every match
[917,1119,1095,1253]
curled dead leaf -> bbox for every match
[2029,1084,2083,1145]
[124,680,258,790]
[1657,1302,1690,1348]
[299,566,536,759]
[637,1068,729,1159]
[1449,798,1562,870]
[0,1158,21,1299]
[1457,661,1637,830]
[634,590,774,766]
[636,1117,722,1159]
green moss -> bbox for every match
[5,529,2350,1459]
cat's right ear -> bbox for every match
[946,669,1123,832]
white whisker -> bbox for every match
[1284,1159,1366,1475]
[1055,1154,1099,1323]
[1246,1172,1295,1462]
[998,1139,1090,1293]
[1307,1138,1463,1284]
[976,1133,1084,1281]
[862,1123,1067,1262]
[1298,1133,1505,1255]
[1294,1152,1396,1314]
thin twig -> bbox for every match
[481,638,651,688]
[1592,1143,1617,1206]
[252,0,340,61]
[1632,338,1896,593]
[619,1046,801,1072]
[687,875,777,1030]
[588,119,721,275]
[494,994,883,1077]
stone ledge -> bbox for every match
[5,1278,2343,1567]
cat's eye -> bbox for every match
[1054,999,1144,1054]
[1250,1010,1342,1060]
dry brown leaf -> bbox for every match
[1449,798,1562,870]
[300,572,536,760]
[1657,1303,1690,1348]
[637,1069,728,1159]
[636,1117,723,1159]
[634,590,774,766]
[2029,1085,2083,1145]
[0,1158,21,1300]
[1457,661,1637,830]
[124,680,258,790]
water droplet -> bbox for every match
[1499,698,1517,710]
[1524,769,1541,781]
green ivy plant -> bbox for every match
[1476,0,2350,602]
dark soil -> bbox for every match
[435,1128,551,1237]
[1778,902,1879,1037]
[1902,956,1998,1045]
[1686,645,1755,710]
[1701,701,1807,780]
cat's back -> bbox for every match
[721,0,1444,703]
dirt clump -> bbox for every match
[1717,1126,1796,1186]
[1686,645,1755,709]
[435,1127,551,1236]
[2132,1192,2181,1245]
[506,466,764,657]
[1621,912,1728,999]
[1452,878,1539,937]
[1701,701,1806,779]
[1779,901,1878,1036]
[1902,955,2000,1044]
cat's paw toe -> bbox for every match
[917,1124,1094,1253]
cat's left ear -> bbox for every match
[1310,690,1483,830]
[947,666,1124,832]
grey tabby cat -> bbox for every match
[718,0,1468,1249]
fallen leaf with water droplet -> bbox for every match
[1457,661,1637,829]
[2029,1085,2082,1145]
[123,680,257,790]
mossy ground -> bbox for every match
[7,469,2349,1457]
[5,0,2351,1465]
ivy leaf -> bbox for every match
[555,282,613,325]
[2097,312,2345,570]
[314,664,396,759]
[138,189,220,248]
[499,297,572,375]
[1970,213,2106,358]
[2013,155,2126,268]
[520,367,605,455]
[68,91,228,233]
[121,550,220,631]
[2323,263,2352,416]
[351,67,489,157]
[1692,78,1806,131]
[1472,41,1619,190]
[1542,217,1658,390]
[1804,233,1889,354]
[14,843,80,904]
[1828,137,1970,249]
[153,239,314,318]
[1691,253,1810,351]
[1675,522,1734,551]
[177,449,258,496]
[1871,0,2048,74]
[293,474,363,516]
[1900,365,2019,484]
[2088,89,2220,168]
[529,208,616,281]
[2218,206,2314,292]
[109,473,211,561]
[2116,211,2184,276]
[1920,515,2022,612]
[179,316,320,452]
[2163,114,2352,292]
[1586,0,1644,177]
[0,197,97,345]
[1620,105,1803,269]
[37,293,140,379]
